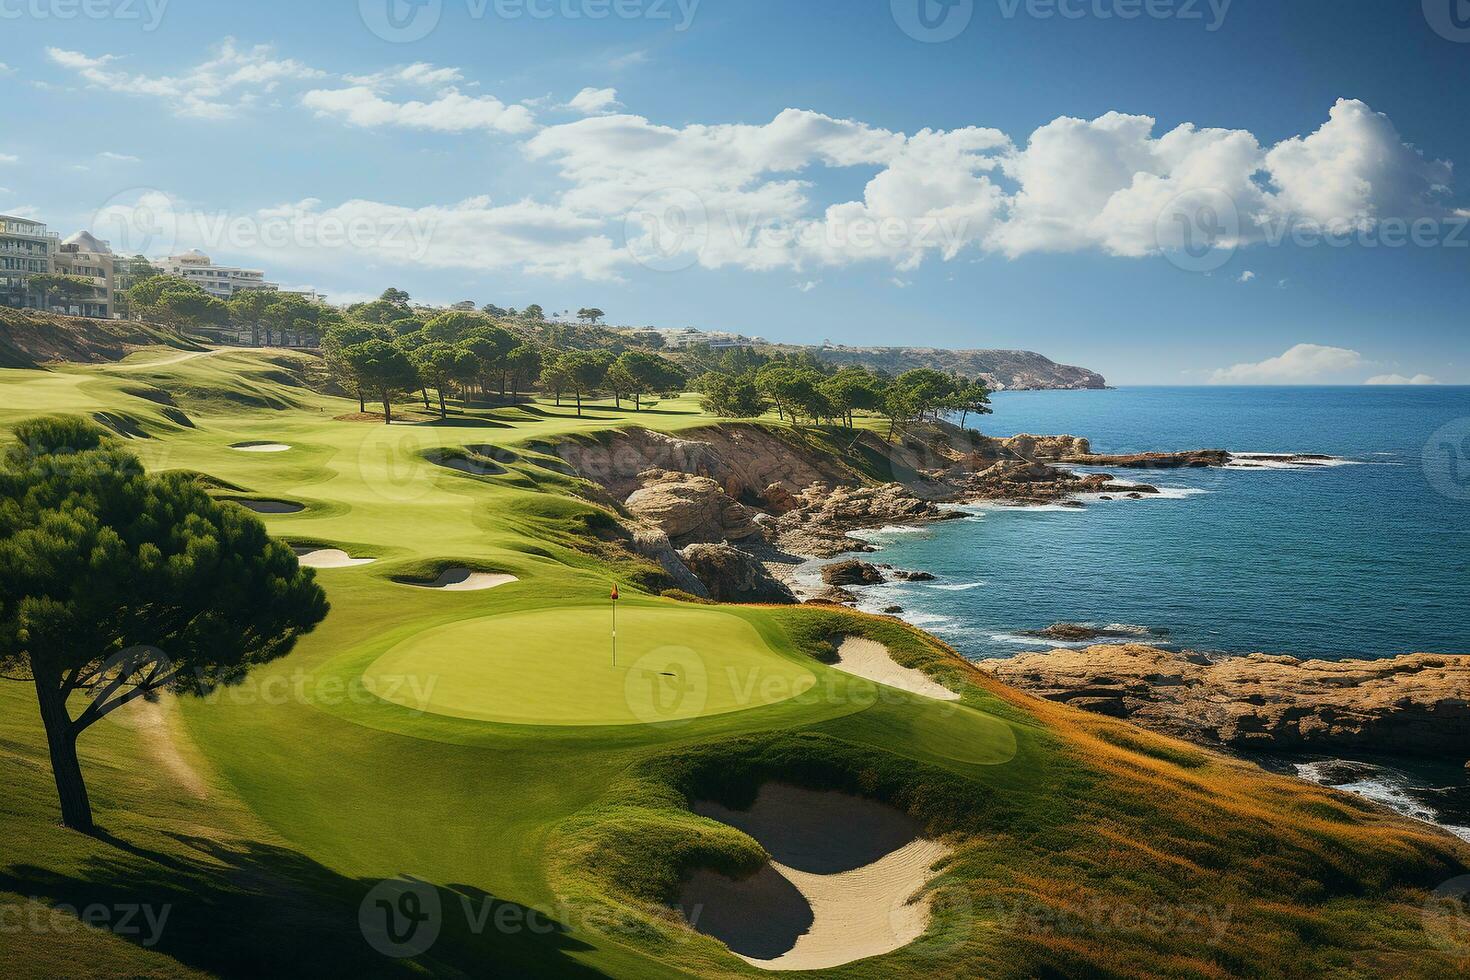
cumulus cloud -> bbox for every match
[0,154,17,165]
[1365,373,1438,385]
[47,39,325,119]
[565,87,622,115]
[1210,344,1365,384]
[301,86,535,135]
[1238,270,1255,282]
[344,62,465,89]
[100,151,140,163]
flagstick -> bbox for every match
[610,585,618,667]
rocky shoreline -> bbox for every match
[976,643,1470,764]
[550,422,1470,792]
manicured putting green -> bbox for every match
[363,606,818,726]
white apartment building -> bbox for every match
[156,249,279,300]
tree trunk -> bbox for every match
[358,391,366,413]
[34,671,93,833]
[634,393,641,412]
[575,391,582,417]
[382,394,393,424]
[421,387,431,410]
[438,387,447,418]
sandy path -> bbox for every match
[107,348,221,371]
[118,698,210,799]
[834,638,961,701]
[684,784,953,971]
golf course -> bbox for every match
[2,345,1467,978]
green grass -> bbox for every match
[363,605,817,726]
[1,346,1467,979]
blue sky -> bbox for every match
[2,0,1467,384]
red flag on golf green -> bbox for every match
[610,585,619,601]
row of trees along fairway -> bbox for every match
[0,417,328,833]
[317,293,688,422]
[698,362,992,439]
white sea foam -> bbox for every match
[927,581,986,592]
[848,525,933,538]
[1226,452,1361,470]
[1294,761,1461,836]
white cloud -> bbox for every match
[1365,373,1438,385]
[565,87,622,115]
[795,280,819,292]
[47,39,325,120]
[0,154,17,165]
[344,62,465,89]
[301,86,535,134]
[1238,270,1255,282]
[0,62,14,77]
[1210,344,1364,384]
[606,50,649,70]
[100,151,140,163]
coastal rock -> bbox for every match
[994,434,1093,461]
[890,570,937,582]
[775,483,952,558]
[677,544,797,605]
[977,645,1470,758]
[624,473,764,546]
[822,560,885,587]
[1022,623,1159,643]
[1061,449,1232,469]
[627,525,710,599]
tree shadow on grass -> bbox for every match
[413,417,513,429]
[0,830,600,978]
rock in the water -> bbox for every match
[821,560,885,587]
[978,645,1470,758]
[776,483,951,558]
[677,544,796,605]
[882,605,905,614]
[889,569,937,582]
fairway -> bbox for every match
[363,606,819,726]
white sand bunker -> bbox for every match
[834,638,961,701]
[396,568,518,591]
[231,442,291,453]
[294,548,376,569]
[232,499,305,514]
[682,784,954,971]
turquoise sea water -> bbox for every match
[816,386,1470,836]
[829,386,1470,662]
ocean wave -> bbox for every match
[846,525,933,540]
[1226,452,1362,470]
[927,581,987,591]
[1294,760,1462,835]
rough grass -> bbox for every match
[0,347,1465,979]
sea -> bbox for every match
[794,386,1470,839]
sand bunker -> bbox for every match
[395,568,518,591]
[294,548,375,569]
[231,499,305,514]
[834,638,961,702]
[683,784,953,971]
[231,442,291,453]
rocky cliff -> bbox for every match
[977,644,1470,760]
